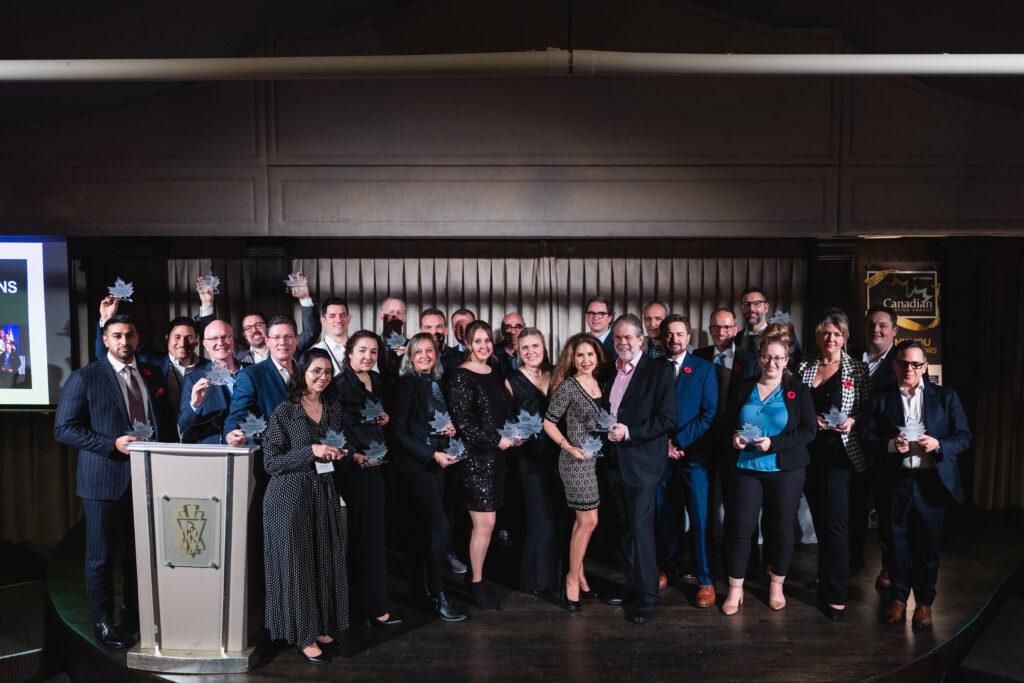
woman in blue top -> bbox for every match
[722,325,816,615]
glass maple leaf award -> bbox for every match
[127,419,155,441]
[108,277,135,302]
[238,412,267,439]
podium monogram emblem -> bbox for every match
[175,504,208,559]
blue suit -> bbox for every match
[224,357,289,490]
[861,380,971,606]
[178,362,249,444]
[657,354,718,586]
[54,357,173,622]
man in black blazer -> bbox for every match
[861,341,972,630]
[849,305,900,587]
[54,314,174,649]
[420,307,462,375]
[585,296,616,371]
[602,315,677,623]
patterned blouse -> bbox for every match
[545,377,600,454]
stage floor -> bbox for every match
[49,510,1024,682]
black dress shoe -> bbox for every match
[579,588,600,600]
[630,606,657,624]
[94,622,132,649]
[561,589,582,613]
[373,614,404,627]
[316,637,341,654]
[821,604,846,621]
[603,590,626,606]
[296,644,330,664]
[434,592,468,622]
[470,581,499,611]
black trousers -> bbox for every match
[403,467,449,596]
[516,455,562,593]
[337,465,389,620]
[805,455,861,605]
[726,467,805,580]
[607,465,660,608]
[889,469,949,606]
[82,490,137,623]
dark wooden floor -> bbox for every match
[47,510,1024,683]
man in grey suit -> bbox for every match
[55,314,173,649]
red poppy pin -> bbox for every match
[786,390,796,400]
[733,363,742,372]
[842,380,853,388]
[156,387,165,396]
[142,368,152,376]
[683,366,692,374]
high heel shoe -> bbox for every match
[768,573,786,611]
[822,603,846,621]
[721,579,744,616]
[471,580,498,611]
[296,644,330,664]
[562,588,582,612]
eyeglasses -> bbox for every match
[267,334,296,342]
[759,354,788,364]
[307,368,332,377]
[740,300,767,308]
[709,325,736,332]
[585,311,610,318]
[895,360,927,370]
[242,322,266,333]
[504,324,524,332]
[204,335,233,343]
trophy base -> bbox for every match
[127,644,258,674]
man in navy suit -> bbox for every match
[585,296,616,370]
[601,314,677,623]
[861,340,971,630]
[179,320,249,444]
[54,314,173,649]
[657,314,718,607]
[849,305,900,588]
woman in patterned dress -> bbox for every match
[262,348,349,664]
[543,333,609,611]
[446,320,519,610]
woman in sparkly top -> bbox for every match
[446,320,518,610]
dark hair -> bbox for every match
[612,313,644,339]
[865,305,898,328]
[420,307,447,325]
[895,339,928,357]
[551,333,607,393]
[399,333,444,381]
[102,314,137,335]
[344,330,382,364]
[462,320,493,360]
[241,310,266,323]
[741,286,767,300]
[320,297,349,317]
[585,296,612,315]
[285,348,338,403]
[515,326,553,373]
[658,313,691,339]
[451,308,475,319]
[165,316,198,338]
[265,314,297,335]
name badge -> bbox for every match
[315,461,335,474]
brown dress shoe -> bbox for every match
[912,605,932,630]
[658,572,669,591]
[881,600,907,623]
[875,568,892,591]
[696,585,716,608]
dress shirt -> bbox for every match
[107,352,151,422]
[862,344,893,377]
[713,343,735,368]
[169,354,200,377]
[250,347,270,363]
[271,357,292,385]
[669,351,687,379]
[595,329,611,345]
[609,353,642,441]
[888,380,934,469]
[322,336,347,375]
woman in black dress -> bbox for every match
[543,333,608,611]
[389,333,467,622]
[797,310,871,620]
[262,348,349,664]
[503,327,561,595]
[335,330,402,627]
[446,320,519,609]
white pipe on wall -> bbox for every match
[2,50,1024,82]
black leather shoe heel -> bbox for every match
[296,645,330,664]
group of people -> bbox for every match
[0,328,20,387]
[53,277,972,664]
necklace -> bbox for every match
[820,357,841,367]
[577,376,600,397]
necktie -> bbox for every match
[674,359,682,379]
[715,352,725,366]
[123,367,148,424]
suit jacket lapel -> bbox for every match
[99,361,131,424]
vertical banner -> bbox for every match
[865,263,942,385]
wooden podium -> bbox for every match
[125,442,259,674]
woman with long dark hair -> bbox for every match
[262,348,349,664]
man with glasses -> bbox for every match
[179,320,250,444]
[585,296,616,363]
[312,296,351,376]
[235,273,320,364]
[734,287,771,354]
[494,312,526,376]
[862,340,971,631]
